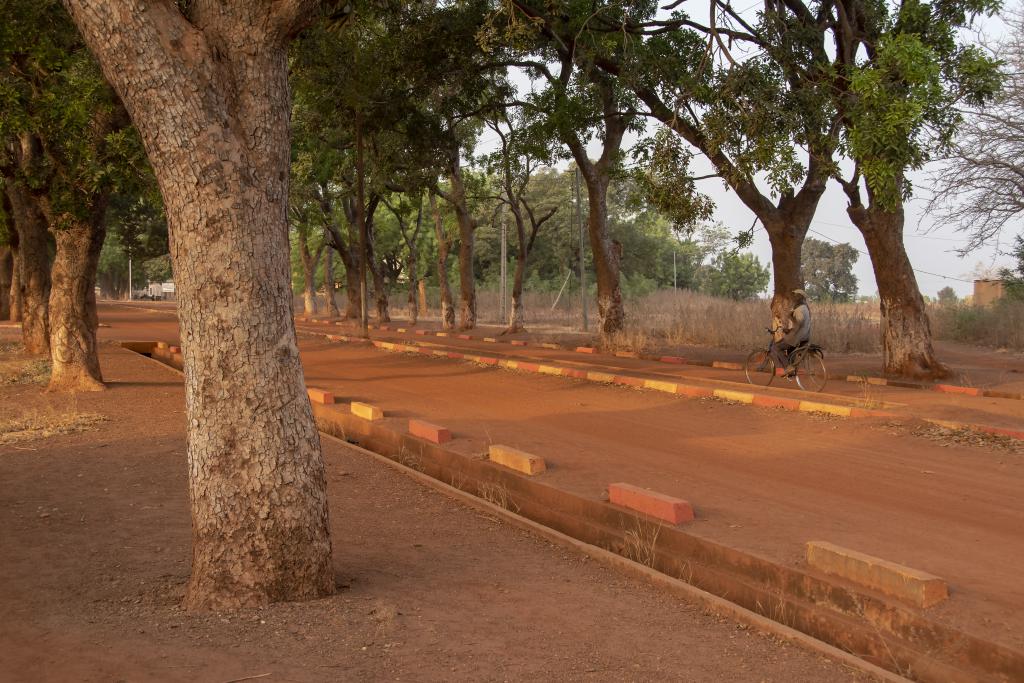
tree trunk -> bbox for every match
[9,240,22,322]
[364,213,389,323]
[0,246,11,321]
[323,248,340,317]
[429,193,455,330]
[47,212,107,392]
[297,236,319,316]
[579,170,623,335]
[417,279,427,319]
[506,211,528,334]
[64,0,333,611]
[406,236,419,325]
[846,185,949,379]
[4,182,51,353]
[343,255,360,319]
[763,216,808,335]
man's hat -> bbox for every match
[792,289,807,298]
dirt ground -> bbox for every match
[0,342,876,682]
[80,304,1024,653]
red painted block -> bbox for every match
[446,352,463,359]
[561,368,587,379]
[575,346,596,354]
[415,329,430,336]
[409,419,452,444]
[676,385,714,399]
[608,482,694,524]
[457,334,472,340]
[752,395,802,411]
[168,346,181,354]
[170,352,183,366]
[935,384,981,397]
[518,362,540,373]
[510,340,528,346]
[477,356,499,366]
[613,375,645,388]
[307,387,335,404]
[659,356,685,364]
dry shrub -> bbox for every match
[620,290,881,353]
[930,300,1024,351]
[0,403,107,445]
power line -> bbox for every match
[805,227,974,283]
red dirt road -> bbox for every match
[94,304,1024,652]
[0,345,872,682]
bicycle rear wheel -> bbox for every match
[795,350,828,392]
[744,349,776,387]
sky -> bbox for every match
[475,3,1022,300]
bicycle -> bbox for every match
[744,328,828,392]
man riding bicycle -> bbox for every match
[770,289,812,376]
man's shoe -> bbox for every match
[783,365,797,377]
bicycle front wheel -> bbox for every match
[795,351,828,392]
[744,349,776,387]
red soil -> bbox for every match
[0,343,872,682]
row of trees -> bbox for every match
[1,0,1016,611]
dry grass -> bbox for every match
[0,342,51,386]
[0,403,107,445]
[930,300,1024,351]
[622,517,662,567]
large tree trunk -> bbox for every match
[4,182,51,353]
[343,255,360,319]
[579,170,623,335]
[429,193,455,330]
[64,0,333,611]
[845,183,948,379]
[47,212,107,392]
[406,236,419,325]
[417,279,427,319]
[364,209,390,323]
[0,246,11,321]
[505,209,528,334]
[8,239,22,322]
[323,248,340,317]
[297,236,319,317]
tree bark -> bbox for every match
[574,165,623,335]
[297,233,320,316]
[438,139,478,330]
[8,236,22,322]
[844,179,949,379]
[363,198,389,323]
[323,247,340,317]
[417,279,427,319]
[63,0,333,611]
[47,210,107,392]
[0,246,11,321]
[429,193,455,330]
[4,181,51,354]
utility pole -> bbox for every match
[673,250,677,290]
[500,205,508,324]
[127,245,132,301]
[575,167,587,332]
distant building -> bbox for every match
[973,279,1005,306]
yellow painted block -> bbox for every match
[799,401,852,417]
[436,332,449,337]
[807,541,948,608]
[488,444,546,475]
[501,360,519,369]
[587,371,615,383]
[714,389,755,404]
[538,365,562,376]
[350,402,384,421]
[432,350,447,357]
[644,379,678,394]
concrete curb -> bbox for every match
[323,430,909,683]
